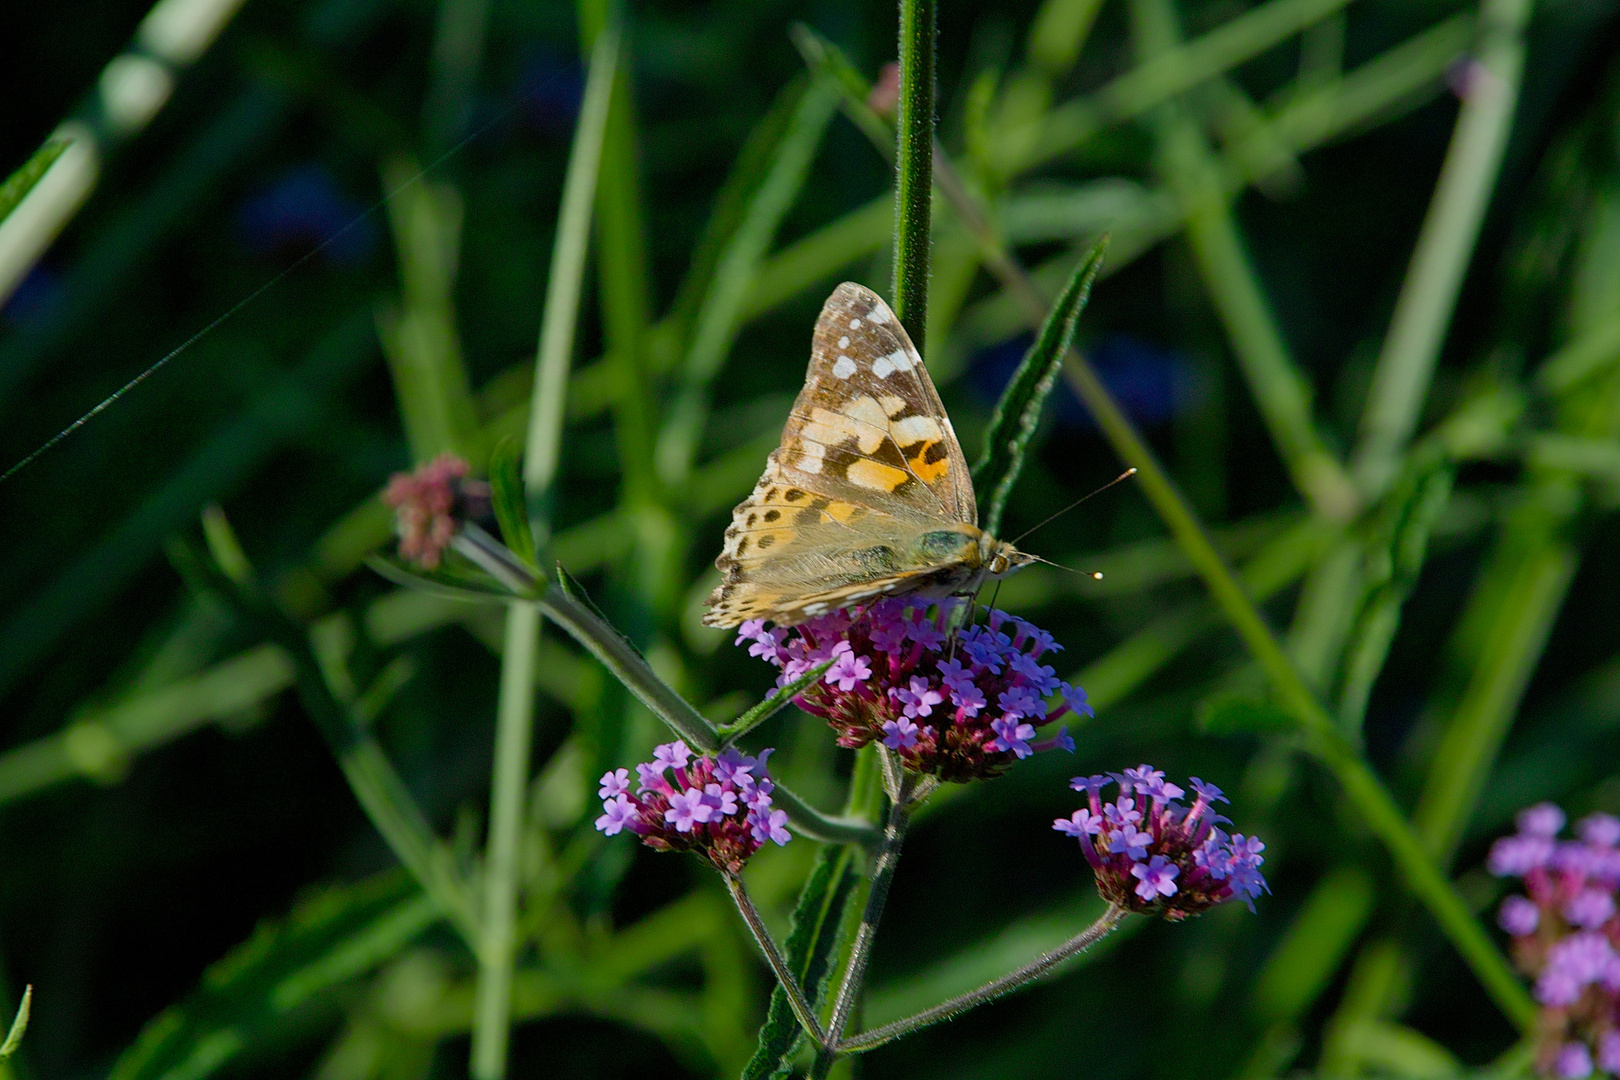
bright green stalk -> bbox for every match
[470,22,619,1080]
[892,0,936,346]
[1352,0,1530,493]
[1056,355,1534,1029]
[1133,0,1356,521]
[1013,0,1359,175]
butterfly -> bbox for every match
[702,282,1033,628]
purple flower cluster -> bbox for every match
[1489,802,1620,1078]
[594,741,790,874]
[737,601,1088,782]
[1054,766,1267,920]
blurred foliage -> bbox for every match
[2,0,1620,1078]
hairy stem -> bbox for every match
[726,873,829,1049]
[891,0,936,347]
[813,771,914,1076]
[837,904,1130,1053]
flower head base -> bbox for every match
[1054,768,1266,920]
[594,742,789,874]
[738,601,1086,783]
[382,454,492,569]
[1489,802,1620,1076]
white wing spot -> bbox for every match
[849,318,862,329]
[872,354,894,379]
[832,355,857,379]
[868,307,890,325]
[838,335,850,348]
[884,349,913,372]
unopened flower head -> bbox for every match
[737,601,1086,782]
[382,454,492,569]
[594,741,789,874]
[1489,801,1620,1076]
[1054,768,1266,920]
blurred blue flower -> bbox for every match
[235,163,375,265]
[2,265,61,326]
[971,332,1203,430]
[516,46,584,133]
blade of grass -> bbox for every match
[654,79,839,485]
[0,141,67,226]
[1007,0,1360,176]
[107,872,437,1080]
[377,154,480,462]
[1131,0,1357,522]
[471,21,619,1080]
[1352,0,1531,494]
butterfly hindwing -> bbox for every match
[704,283,982,628]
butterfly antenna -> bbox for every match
[1010,468,1138,546]
[1026,553,1105,579]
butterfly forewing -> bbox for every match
[703,283,980,628]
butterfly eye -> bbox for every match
[989,553,1009,575]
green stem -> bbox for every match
[836,904,1129,1053]
[452,528,879,851]
[725,873,829,1049]
[815,771,914,1076]
[471,23,620,1080]
[892,0,936,347]
[1352,0,1529,493]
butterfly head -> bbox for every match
[983,536,1034,579]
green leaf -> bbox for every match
[0,986,30,1061]
[0,139,66,226]
[1197,689,1296,735]
[489,438,538,568]
[1252,866,1376,1022]
[719,659,836,744]
[972,238,1107,537]
[109,872,437,1080]
[789,25,893,156]
[742,845,860,1080]
[365,555,514,603]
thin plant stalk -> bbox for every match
[891,0,935,347]
[813,767,915,1077]
[1352,0,1530,494]
[837,903,1130,1053]
[450,527,880,850]
[725,873,829,1049]
[470,22,619,1080]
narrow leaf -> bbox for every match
[0,139,66,225]
[973,237,1108,538]
[742,845,860,1080]
[366,554,513,603]
[489,438,538,568]
[719,659,836,744]
[108,873,436,1080]
[0,986,30,1060]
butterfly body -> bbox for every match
[703,283,1032,628]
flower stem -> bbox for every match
[452,527,880,851]
[891,0,935,348]
[725,873,829,1049]
[836,903,1130,1053]
[813,769,915,1075]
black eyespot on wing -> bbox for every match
[758,535,775,549]
[763,509,781,522]
[784,489,805,502]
